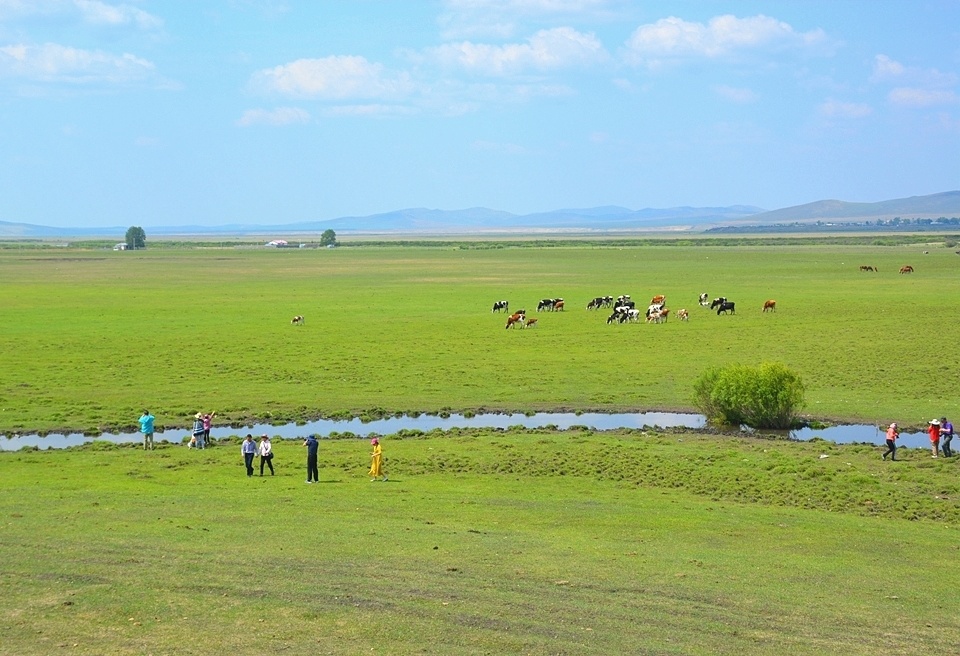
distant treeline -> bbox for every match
[2,233,959,250]
[708,216,960,234]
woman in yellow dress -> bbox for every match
[368,437,387,481]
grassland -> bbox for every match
[1,242,958,435]
[2,430,959,655]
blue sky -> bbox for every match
[1,0,958,228]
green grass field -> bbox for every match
[3,242,960,654]
[0,242,957,435]
[2,431,959,655]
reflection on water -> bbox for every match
[0,411,932,451]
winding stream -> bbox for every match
[0,411,933,451]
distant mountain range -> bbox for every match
[2,191,958,238]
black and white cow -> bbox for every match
[709,297,727,310]
[491,300,509,313]
[698,292,709,306]
[716,301,736,315]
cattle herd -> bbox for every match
[493,292,781,329]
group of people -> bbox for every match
[244,433,387,482]
[883,417,954,461]
[189,411,216,449]
[136,410,388,481]
[241,434,275,476]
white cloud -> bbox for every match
[424,27,607,76]
[713,84,757,103]
[623,14,830,67]
[74,0,162,30]
[818,99,872,118]
[0,0,162,30]
[871,54,958,108]
[0,42,154,83]
[887,87,957,108]
[250,55,414,100]
[439,0,609,40]
[236,106,311,126]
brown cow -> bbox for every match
[677,309,689,321]
[899,265,914,274]
[762,300,776,312]
[553,300,565,311]
[650,294,665,305]
[523,317,538,329]
[505,312,525,329]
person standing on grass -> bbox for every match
[259,434,275,476]
[882,423,899,461]
[304,434,319,483]
[369,437,387,482]
[928,419,941,458]
[940,417,954,457]
[202,411,216,446]
[192,413,206,449]
[138,410,155,451]
[241,434,257,477]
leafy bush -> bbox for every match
[693,362,805,429]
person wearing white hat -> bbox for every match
[882,423,899,461]
[927,419,941,458]
[192,412,206,449]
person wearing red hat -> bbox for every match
[369,437,387,482]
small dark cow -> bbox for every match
[553,300,565,311]
[291,315,304,325]
[505,312,525,329]
[716,301,736,315]
[762,299,776,312]
[523,317,538,329]
[586,296,608,310]
[710,297,727,310]
[899,265,914,274]
[859,265,876,272]
[491,300,509,313]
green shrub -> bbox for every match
[693,362,805,429]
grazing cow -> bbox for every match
[762,299,777,313]
[678,309,689,321]
[646,303,663,318]
[899,265,914,274]
[523,317,538,329]
[513,308,526,316]
[587,297,603,310]
[537,298,556,312]
[650,294,665,305]
[291,315,304,325]
[553,300,565,311]
[659,308,671,322]
[491,300,509,313]
[607,308,629,324]
[710,297,727,310]
[698,293,709,306]
[505,312,525,329]
[716,301,736,315]
[601,295,613,308]
[859,265,876,272]
[646,310,663,324]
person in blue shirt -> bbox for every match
[138,410,155,450]
[940,417,954,457]
[303,434,319,483]
[241,434,257,477]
